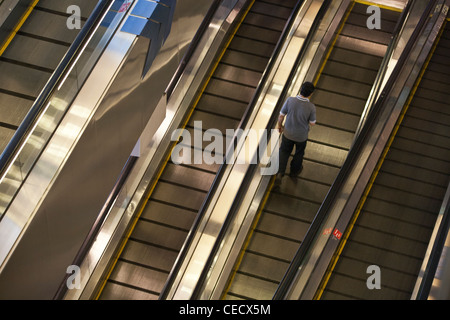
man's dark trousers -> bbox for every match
[278,134,307,176]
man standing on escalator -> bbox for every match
[275,81,316,187]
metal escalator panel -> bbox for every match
[321,21,450,300]
[0,0,98,153]
[222,1,403,300]
[97,0,300,300]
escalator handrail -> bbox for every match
[416,180,450,299]
[0,0,114,174]
[353,0,414,140]
[164,0,223,101]
[189,0,333,300]
[159,0,310,300]
[273,0,439,300]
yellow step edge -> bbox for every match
[0,0,39,56]
[355,0,404,12]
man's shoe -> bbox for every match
[289,165,303,177]
[274,173,283,188]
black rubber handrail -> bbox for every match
[164,0,223,101]
[416,185,450,300]
[0,0,114,174]
[53,156,138,300]
[159,0,309,300]
[273,0,438,300]
[189,0,333,300]
[353,0,413,140]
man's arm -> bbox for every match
[277,114,285,133]
[309,105,316,127]
[278,98,290,133]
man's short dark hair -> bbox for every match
[300,81,315,97]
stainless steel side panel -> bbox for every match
[0,0,213,299]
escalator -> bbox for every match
[96,0,300,300]
[319,20,450,300]
[0,0,98,153]
[221,1,403,300]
